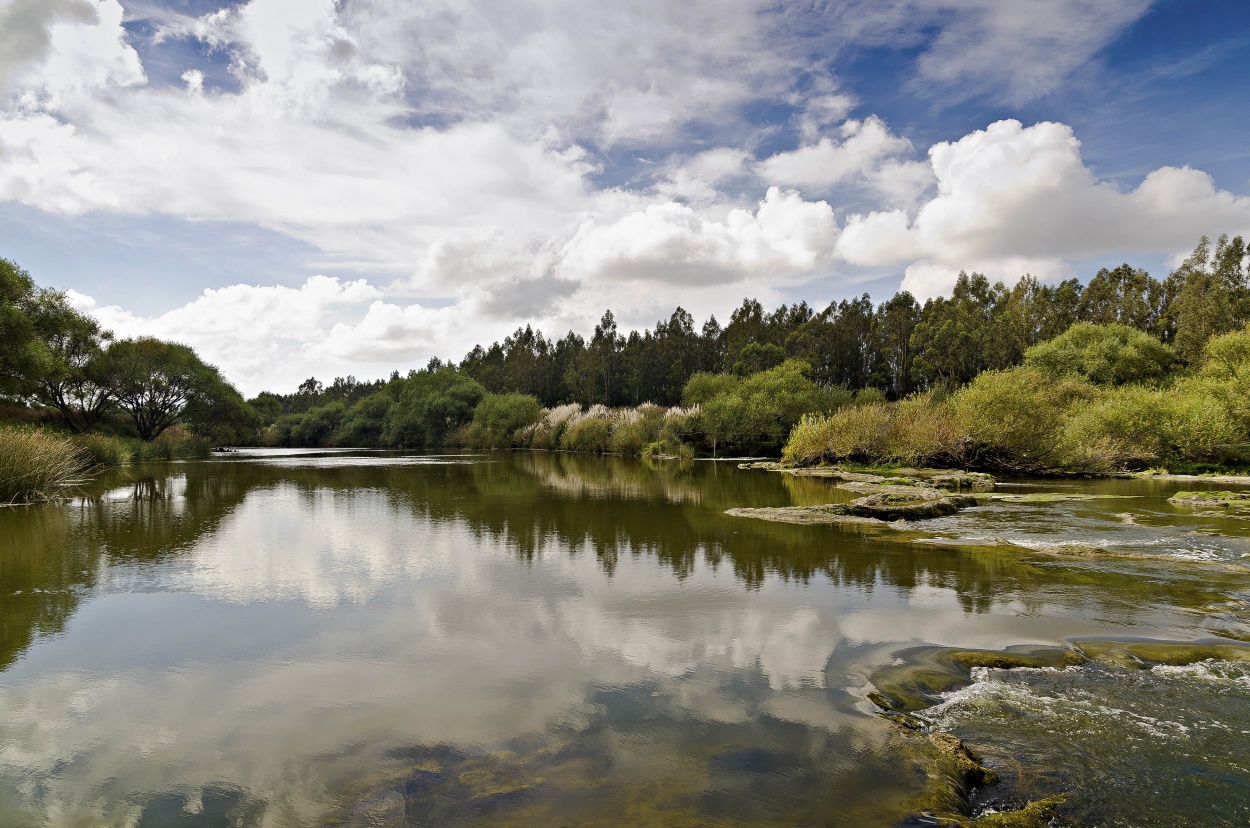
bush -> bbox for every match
[782,392,962,468]
[130,426,211,461]
[783,405,891,466]
[560,412,613,453]
[0,428,90,504]
[72,433,130,469]
[951,368,1094,471]
[698,360,846,455]
[642,438,694,460]
[467,393,543,449]
[682,372,740,406]
[882,393,963,466]
[1059,386,1167,471]
[1024,323,1176,385]
[385,368,486,448]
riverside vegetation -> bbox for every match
[3,232,1250,500]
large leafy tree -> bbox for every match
[26,295,115,432]
[1,258,115,429]
[101,337,242,441]
[0,258,43,395]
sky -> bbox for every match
[1,0,1248,395]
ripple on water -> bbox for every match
[917,660,1250,827]
[919,496,1250,563]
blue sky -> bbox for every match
[0,0,1248,392]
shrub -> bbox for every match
[72,433,130,469]
[0,428,90,504]
[682,372,740,406]
[560,413,613,453]
[882,393,963,466]
[130,426,211,461]
[854,388,888,407]
[642,438,694,461]
[699,360,845,455]
[951,368,1094,471]
[1024,322,1176,385]
[467,393,543,449]
[1059,386,1167,471]
[385,368,486,448]
[783,404,891,466]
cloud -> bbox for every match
[756,116,933,206]
[68,277,398,393]
[558,187,838,287]
[0,0,145,99]
[0,0,95,94]
[819,0,1154,106]
[912,0,1153,105]
[835,120,1250,297]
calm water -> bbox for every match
[2,451,1249,826]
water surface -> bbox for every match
[1,451,1248,826]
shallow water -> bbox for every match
[1,451,1248,826]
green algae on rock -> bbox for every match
[727,480,980,525]
[1168,490,1250,514]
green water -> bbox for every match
[1,451,1248,826]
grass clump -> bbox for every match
[0,427,90,504]
[71,433,130,469]
[128,427,211,461]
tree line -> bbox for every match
[255,233,1248,455]
[3,232,1248,461]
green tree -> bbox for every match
[99,337,240,441]
[23,288,115,432]
[1172,236,1236,363]
[384,367,486,447]
[698,360,842,455]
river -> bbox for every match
[1,450,1248,826]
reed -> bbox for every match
[0,428,91,505]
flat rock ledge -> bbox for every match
[726,486,979,525]
[737,462,995,493]
[1168,490,1250,516]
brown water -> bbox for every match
[1,450,1248,826]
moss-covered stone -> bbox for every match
[946,649,1086,671]
[1076,639,1250,668]
[971,795,1065,826]
[723,504,886,526]
[1168,490,1250,513]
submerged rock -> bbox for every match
[723,505,886,526]
[726,483,979,525]
[737,462,997,492]
[1168,490,1250,514]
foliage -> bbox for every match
[385,367,487,448]
[782,392,960,467]
[681,372,740,406]
[465,393,544,449]
[697,360,847,455]
[127,426,212,461]
[71,433,130,469]
[1023,323,1177,385]
[951,368,1095,471]
[0,427,89,504]
[98,337,240,441]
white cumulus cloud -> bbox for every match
[835,120,1250,297]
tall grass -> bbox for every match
[0,428,90,505]
[71,433,131,469]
